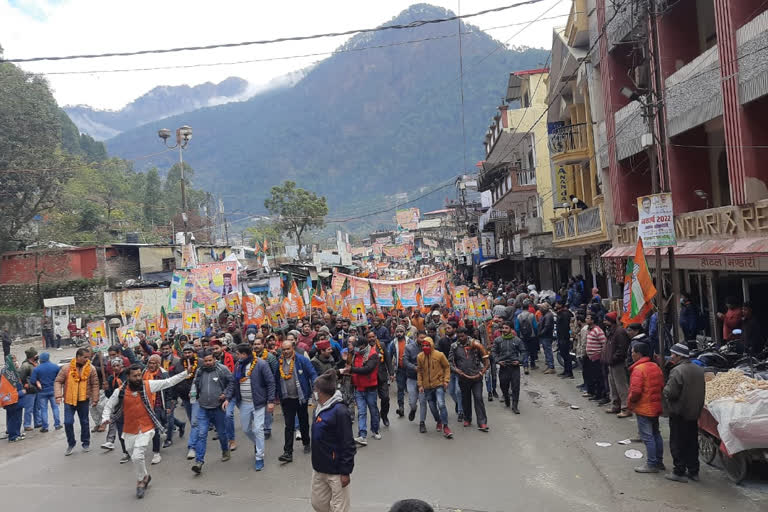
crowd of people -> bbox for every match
[1,273,716,509]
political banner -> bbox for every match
[382,245,410,259]
[184,309,202,335]
[146,320,159,338]
[167,312,183,334]
[225,292,241,314]
[473,296,492,321]
[453,285,469,310]
[637,193,676,248]
[395,208,420,230]
[347,298,367,326]
[243,295,267,327]
[331,271,447,307]
[87,320,108,352]
[168,262,239,312]
[116,325,136,347]
[267,304,288,330]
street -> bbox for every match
[1,348,766,511]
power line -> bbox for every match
[2,1,545,63]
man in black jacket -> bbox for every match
[604,313,631,417]
[310,370,355,512]
[367,331,394,427]
[538,304,556,374]
[555,302,574,378]
[492,322,526,413]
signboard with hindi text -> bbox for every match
[637,193,676,248]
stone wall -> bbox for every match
[0,279,106,314]
[0,313,41,339]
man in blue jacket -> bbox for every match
[223,344,275,472]
[275,340,317,463]
[310,370,355,512]
[30,352,61,432]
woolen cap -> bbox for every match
[670,343,690,358]
[605,312,618,323]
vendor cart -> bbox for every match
[698,405,768,484]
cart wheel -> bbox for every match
[722,452,749,484]
[698,432,717,465]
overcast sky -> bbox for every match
[1,0,569,110]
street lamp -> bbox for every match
[158,125,193,237]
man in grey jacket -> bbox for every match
[663,343,705,483]
[492,322,526,413]
[192,350,233,474]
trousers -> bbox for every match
[522,338,539,368]
[354,389,379,438]
[539,338,555,369]
[281,398,310,453]
[239,401,266,460]
[669,415,699,477]
[406,378,419,412]
[64,400,90,448]
[124,430,153,481]
[636,415,664,468]
[447,373,463,415]
[182,399,200,450]
[484,354,498,393]
[498,365,521,405]
[558,339,573,376]
[311,471,350,512]
[37,392,60,429]
[419,387,448,424]
[195,406,228,463]
[607,364,629,410]
[458,378,486,425]
[377,379,390,420]
[395,369,407,409]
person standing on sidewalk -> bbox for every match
[538,304,556,374]
[448,328,489,431]
[310,370,355,512]
[18,347,41,431]
[663,343,705,483]
[492,322,525,414]
[555,301,574,378]
[584,314,607,404]
[223,344,275,472]
[30,352,61,432]
[603,312,632,418]
[191,350,233,474]
[416,337,452,438]
[627,343,665,473]
[276,340,317,463]
[54,348,100,455]
[2,355,25,442]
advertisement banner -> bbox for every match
[382,245,410,259]
[87,320,108,352]
[481,232,496,258]
[332,271,447,307]
[395,208,420,231]
[347,298,367,326]
[267,304,288,330]
[637,193,676,248]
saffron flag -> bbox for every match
[311,294,327,313]
[263,239,269,253]
[392,288,404,311]
[340,277,351,298]
[341,299,351,320]
[621,237,657,327]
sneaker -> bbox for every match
[253,458,264,471]
[178,423,185,438]
[396,408,404,417]
[408,409,416,422]
[278,452,293,462]
[56,347,63,351]
[222,450,231,462]
[120,453,131,464]
[264,431,271,440]
[442,426,453,439]
[419,422,427,434]
[295,431,302,441]
[186,448,196,460]
[354,436,368,446]
[101,441,115,451]
[304,444,311,453]
[8,437,23,443]
[191,462,203,474]
[488,394,493,402]
[436,422,443,431]
[478,424,489,432]
[617,411,633,418]
[151,453,162,465]
[634,465,659,473]
[463,421,471,428]
[229,440,237,452]
[40,428,49,433]
[82,445,91,453]
[54,425,63,431]
[65,446,74,456]
[688,474,700,482]
[664,473,688,483]
[163,439,173,448]
[372,432,382,440]
[543,368,554,374]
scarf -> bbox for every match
[65,359,91,406]
[111,380,166,435]
[234,355,254,382]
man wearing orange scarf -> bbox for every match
[54,348,100,455]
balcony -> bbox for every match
[613,100,645,161]
[548,123,590,164]
[515,168,536,187]
[606,0,644,50]
[664,45,722,137]
[552,204,609,246]
[737,9,768,105]
[565,0,588,47]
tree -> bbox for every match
[264,181,328,255]
[143,167,163,225]
[244,220,285,253]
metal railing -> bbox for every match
[553,205,605,242]
[577,206,602,234]
[516,168,536,186]
[554,219,566,240]
[548,123,589,157]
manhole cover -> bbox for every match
[185,489,223,496]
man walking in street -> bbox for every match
[55,347,100,455]
[515,301,538,373]
[538,303,556,374]
[437,321,463,421]
[341,335,380,446]
[448,327,489,431]
[604,312,631,417]
[31,351,61,432]
[391,325,417,420]
[555,301,574,378]
[191,350,232,474]
[416,337,452,438]
[224,344,275,472]
[19,347,41,431]
[492,322,525,414]
[628,343,665,473]
[310,370,355,512]
[366,330,393,427]
[276,340,317,463]
[663,343,705,483]
[311,339,336,376]
[175,344,200,460]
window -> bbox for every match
[161,258,176,272]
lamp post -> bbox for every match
[158,125,192,237]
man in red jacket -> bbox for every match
[627,343,665,473]
[340,335,380,447]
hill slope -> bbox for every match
[106,4,548,218]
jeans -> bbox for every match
[5,402,22,441]
[395,369,407,409]
[559,339,573,375]
[182,399,200,450]
[195,406,228,463]
[540,338,555,369]
[636,415,664,468]
[458,378,486,425]
[225,399,237,442]
[354,389,380,438]
[37,392,60,429]
[522,338,539,368]
[64,400,90,448]
[669,415,699,477]
[265,408,273,433]
[447,373,463,415]
[485,354,498,394]
[21,393,41,428]
[165,401,185,441]
[281,398,310,454]
[420,387,448,425]
[406,378,419,412]
[498,364,521,406]
[239,401,266,460]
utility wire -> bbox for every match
[2,1,544,63]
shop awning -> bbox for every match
[602,238,768,258]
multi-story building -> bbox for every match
[546,0,614,292]
[596,0,768,341]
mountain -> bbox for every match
[105,4,549,220]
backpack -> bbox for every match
[518,313,534,340]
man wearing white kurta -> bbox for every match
[102,364,188,498]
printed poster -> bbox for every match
[348,298,367,327]
[167,312,183,334]
[168,262,239,312]
[225,292,241,314]
[243,295,267,327]
[395,208,420,231]
[87,320,108,351]
[453,285,469,310]
[473,296,492,321]
[184,309,202,335]
[267,304,288,330]
[637,193,676,248]
[146,320,159,338]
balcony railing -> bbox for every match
[516,168,536,186]
[548,123,589,161]
[553,204,607,243]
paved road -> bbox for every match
[2,347,766,511]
